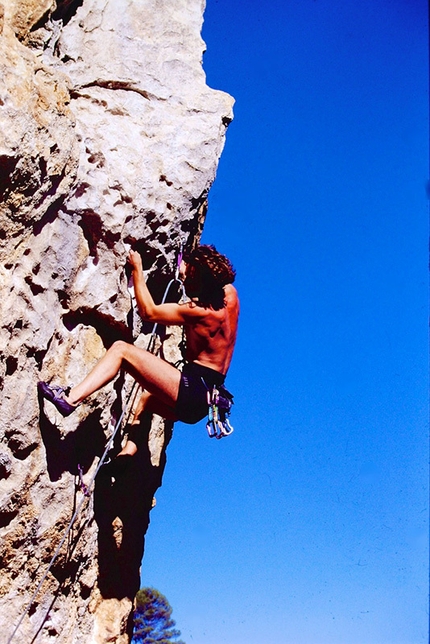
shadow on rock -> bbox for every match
[38,393,107,481]
[94,413,169,601]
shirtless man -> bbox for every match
[38,245,239,453]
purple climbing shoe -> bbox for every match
[37,382,77,417]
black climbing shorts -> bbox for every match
[175,362,225,424]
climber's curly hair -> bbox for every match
[183,244,236,309]
[184,244,236,286]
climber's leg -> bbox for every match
[67,341,181,407]
[117,391,178,457]
[130,390,178,423]
[39,341,182,417]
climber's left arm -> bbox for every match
[128,250,205,326]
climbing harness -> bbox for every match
[174,324,187,368]
[205,381,234,440]
[6,244,186,644]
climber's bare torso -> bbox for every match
[182,283,239,375]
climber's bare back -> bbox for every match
[183,284,240,375]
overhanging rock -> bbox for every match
[0,1,234,641]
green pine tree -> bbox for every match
[132,587,185,644]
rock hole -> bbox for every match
[78,210,103,259]
[52,0,85,26]
[58,290,70,308]
[0,155,18,198]
[32,202,60,236]
[5,356,18,376]
[7,439,37,460]
[157,232,168,246]
[63,309,132,347]
[26,347,47,370]
[74,182,90,198]
[87,151,105,167]
[159,174,173,186]
[0,453,12,479]
[29,603,38,616]
[29,7,53,32]
[25,276,44,295]
[0,508,18,529]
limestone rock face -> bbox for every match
[0,1,233,642]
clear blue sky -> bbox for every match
[141,1,429,642]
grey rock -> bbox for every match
[0,452,12,479]
[0,0,233,641]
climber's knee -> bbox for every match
[110,340,128,354]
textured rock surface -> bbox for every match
[0,1,233,642]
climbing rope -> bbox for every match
[7,246,186,644]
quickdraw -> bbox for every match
[206,384,234,440]
[77,464,91,497]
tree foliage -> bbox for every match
[132,587,185,644]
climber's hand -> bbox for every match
[128,250,143,273]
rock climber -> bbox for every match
[38,244,239,457]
